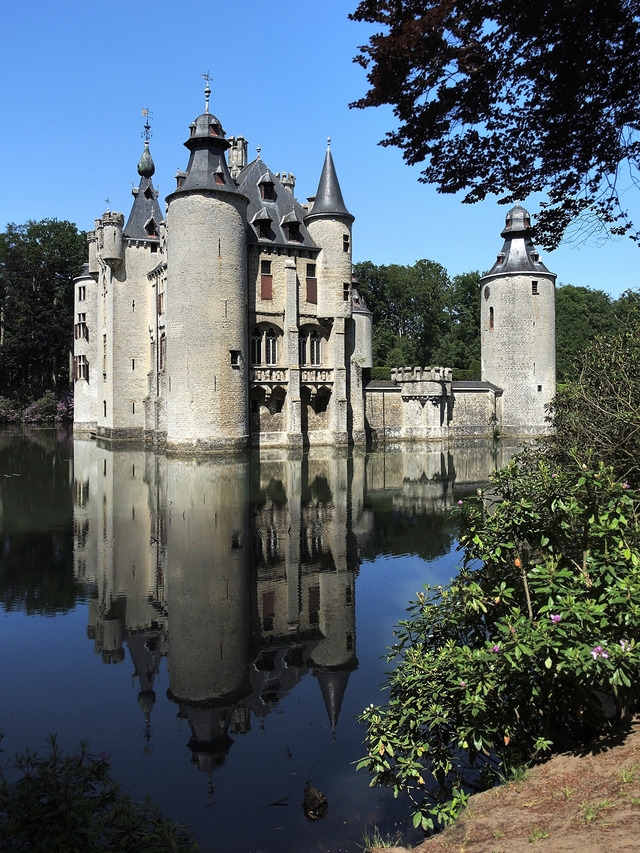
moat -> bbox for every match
[0,428,518,852]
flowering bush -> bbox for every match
[358,454,640,831]
[0,397,22,423]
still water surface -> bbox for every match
[0,429,517,852]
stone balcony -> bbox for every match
[251,367,289,384]
[300,367,334,385]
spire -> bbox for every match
[304,141,354,222]
[315,670,353,738]
[202,72,212,114]
[483,203,553,277]
[137,110,156,178]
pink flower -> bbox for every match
[459,680,466,688]
[622,482,630,490]
[591,645,609,660]
[457,500,464,506]
[491,645,501,654]
[550,614,562,623]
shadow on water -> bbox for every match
[0,431,521,852]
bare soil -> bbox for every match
[374,719,640,853]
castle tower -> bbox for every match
[164,84,250,451]
[304,143,355,445]
[480,204,556,435]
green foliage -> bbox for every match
[555,285,620,382]
[354,261,480,370]
[349,0,640,249]
[0,219,86,399]
[0,734,198,852]
[357,455,640,831]
[370,367,392,381]
[549,317,640,487]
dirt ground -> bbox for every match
[375,720,640,853]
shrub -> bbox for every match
[357,453,640,831]
[22,391,59,423]
[0,397,21,423]
[0,734,198,852]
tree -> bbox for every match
[349,1,640,249]
[549,317,640,487]
[0,219,86,399]
[555,284,619,381]
[430,270,481,371]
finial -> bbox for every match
[105,198,110,212]
[202,71,212,114]
[141,108,153,143]
[256,144,261,159]
[327,136,331,148]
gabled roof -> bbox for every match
[124,173,164,241]
[236,158,318,249]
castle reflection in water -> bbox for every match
[72,440,518,778]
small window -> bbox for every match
[251,328,262,365]
[532,280,539,295]
[157,290,164,315]
[78,285,86,301]
[346,633,354,652]
[260,183,274,201]
[230,350,240,366]
[537,385,543,392]
[306,263,316,278]
[159,333,166,370]
[343,283,350,301]
[484,286,490,300]
[144,186,154,200]
[298,332,307,366]
[214,171,225,186]
[489,307,494,329]
[132,402,135,414]
[74,354,89,381]
[310,330,321,365]
[265,328,277,366]
[343,234,349,252]
[306,276,317,304]
[131,359,135,370]
[103,335,107,375]
[103,400,107,417]
[261,260,272,275]
[345,585,353,605]
[261,272,273,300]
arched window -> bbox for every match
[299,332,307,366]
[310,330,321,365]
[265,328,277,366]
[251,328,262,365]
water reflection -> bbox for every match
[72,439,518,785]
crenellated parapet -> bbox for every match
[390,366,453,401]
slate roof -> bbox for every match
[236,158,318,249]
[304,146,353,222]
[483,203,553,278]
[123,167,164,241]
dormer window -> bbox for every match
[258,221,271,239]
[214,167,226,186]
[145,218,158,237]
[144,186,154,200]
[261,182,274,200]
[287,222,301,242]
[496,253,505,265]
[209,122,220,137]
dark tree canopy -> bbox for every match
[350,0,640,249]
[0,219,86,399]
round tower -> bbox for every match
[304,140,354,320]
[164,84,250,451]
[480,204,556,435]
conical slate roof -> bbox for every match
[305,143,353,222]
[483,203,554,278]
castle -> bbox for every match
[73,86,555,449]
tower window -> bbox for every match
[103,400,107,417]
[343,234,349,252]
[261,264,273,300]
[306,263,316,278]
[230,350,240,366]
[343,282,350,301]
[299,332,307,366]
[261,260,272,275]
[532,280,539,295]
[159,333,166,370]
[78,285,86,301]
[537,385,543,392]
[489,307,494,329]
[74,355,89,381]
[132,359,135,370]
[103,334,107,375]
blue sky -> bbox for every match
[1,0,638,297]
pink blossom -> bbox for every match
[591,645,609,660]
[550,614,562,624]
[457,500,464,506]
[491,645,501,654]
[622,482,630,490]
[459,680,466,688]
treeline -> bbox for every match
[0,219,87,402]
[355,260,640,381]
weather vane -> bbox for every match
[202,71,212,113]
[141,108,153,142]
